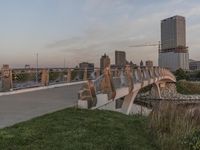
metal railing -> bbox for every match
[78,66,176,108]
[93,75,105,94]
[12,70,42,90]
[12,68,96,89]
[0,66,175,93]
[0,67,100,91]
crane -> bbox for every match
[129,41,162,53]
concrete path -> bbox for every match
[0,83,83,128]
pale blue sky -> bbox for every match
[0,0,200,68]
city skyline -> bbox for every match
[1,0,200,68]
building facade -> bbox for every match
[115,51,126,67]
[159,15,189,71]
[129,61,137,68]
[100,53,110,70]
[140,60,144,67]
[189,60,200,70]
[146,60,153,68]
[79,62,94,79]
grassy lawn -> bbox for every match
[0,108,158,150]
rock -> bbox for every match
[140,83,200,101]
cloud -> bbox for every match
[46,10,167,66]
[2,0,200,68]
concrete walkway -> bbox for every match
[0,83,83,128]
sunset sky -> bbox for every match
[0,0,200,68]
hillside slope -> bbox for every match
[0,108,158,150]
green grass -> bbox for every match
[0,108,158,150]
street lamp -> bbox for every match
[64,58,66,69]
[36,53,38,83]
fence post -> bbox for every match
[114,68,118,77]
[41,69,49,86]
[137,67,142,82]
[83,68,87,81]
[125,64,134,92]
[95,69,100,79]
[1,64,13,92]
[67,68,71,83]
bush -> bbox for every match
[196,71,200,79]
[182,130,200,150]
[49,72,61,81]
[174,68,189,81]
[14,73,35,82]
[176,80,200,94]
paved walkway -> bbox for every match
[0,83,83,128]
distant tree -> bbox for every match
[174,68,189,81]
[49,72,60,81]
[196,71,200,79]
[71,69,79,80]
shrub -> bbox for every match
[182,130,200,150]
[174,68,189,81]
[176,80,200,94]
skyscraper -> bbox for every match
[159,15,189,71]
[100,53,110,69]
[115,51,126,67]
[79,62,94,79]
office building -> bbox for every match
[140,60,144,67]
[159,15,189,71]
[146,60,153,67]
[115,51,126,67]
[129,61,137,68]
[189,60,200,70]
[100,53,110,69]
[79,62,94,79]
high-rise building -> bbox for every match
[159,15,189,71]
[79,62,94,79]
[115,51,126,67]
[146,60,153,68]
[100,53,110,69]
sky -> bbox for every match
[0,0,200,68]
